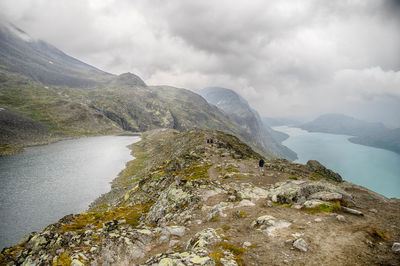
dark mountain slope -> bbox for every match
[0,23,112,87]
[197,87,297,160]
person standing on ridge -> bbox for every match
[259,159,265,175]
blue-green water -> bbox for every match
[0,135,140,249]
[274,126,400,199]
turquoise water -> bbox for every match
[0,135,140,249]
[273,126,400,199]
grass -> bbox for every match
[368,227,390,240]
[273,201,295,208]
[61,203,153,234]
[289,176,298,180]
[305,201,341,214]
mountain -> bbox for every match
[0,23,276,158]
[197,87,297,160]
[300,113,387,137]
[349,128,400,155]
[0,23,113,88]
[2,129,399,265]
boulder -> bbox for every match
[306,160,342,182]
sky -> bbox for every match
[1,0,400,126]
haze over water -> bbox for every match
[0,135,140,249]
[274,126,400,199]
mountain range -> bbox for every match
[300,113,400,155]
[0,22,290,159]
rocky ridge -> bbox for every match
[1,129,399,265]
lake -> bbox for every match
[0,135,140,250]
[273,126,400,199]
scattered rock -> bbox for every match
[392,242,400,253]
[336,215,346,222]
[293,238,308,252]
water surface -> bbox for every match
[0,135,139,249]
[274,126,400,199]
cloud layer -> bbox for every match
[1,0,400,126]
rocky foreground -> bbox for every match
[1,129,399,265]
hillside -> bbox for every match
[197,87,297,160]
[349,128,400,155]
[1,129,399,265]
[0,23,112,88]
[300,114,387,137]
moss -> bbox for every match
[61,203,153,233]
[53,252,71,266]
[0,144,22,156]
[306,201,341,214]
[175,162,211,181]
[289,176,298,180]
[211,241,247,265]
[221,225,231,231]
[225,167,240,173]
[210,213,219,222]
[309,172,324,181]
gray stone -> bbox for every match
[293,238,308,252]
[336,215,346,222]
[392,242,400,253]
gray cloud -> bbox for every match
[1,0,399,126]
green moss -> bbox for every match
[0,144,22,156]
[233,211,248,218]
[61,203,153,233]
[221,225,231,231]
[309,172,324,181]
[211,241,247,265]
[53,252,71,266]
[289,176,298,180]
[176,163,211,181]
[306,201,341,214]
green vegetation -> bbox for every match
[210,241,247,265]
[53,252,72,266]
[274,201,295,208]
[0,144,22,156]
[368,227,390,240]
[176,163,211,181]
[289,176,298,180]
[305,201,341,214]
[61,203,153,234]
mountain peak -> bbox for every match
[110,72,147,87]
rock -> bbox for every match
[265,200,274,207]
[165,226,186,237]
[251,215,277,228]
[369,208,378,213]
[243,241,252,247]
[303,199,326,208]
[159,258,175,265]
[236,199,255,207]
[314,218,322,222]
[186,228,222,250]
[392,242,400,253]
[306,160,342,182]
[309,191,343,201]
[293,238,308,252]
[71,259,84,266]
[336,215,346,222]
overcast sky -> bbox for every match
[1,0,400,126]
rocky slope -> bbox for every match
[1,129,399,265]
[197,87,297,160]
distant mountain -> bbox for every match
[0,23,113,87]
[197,87,297,160]
[300,113,387,137]
[349,128,400,155]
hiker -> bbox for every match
[259,159,265,174]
